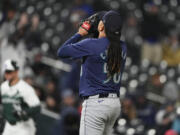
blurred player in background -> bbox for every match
[58,10,126,135]
[0,59,40,135]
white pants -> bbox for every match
[2,119,36,135]
[80,96,121,135]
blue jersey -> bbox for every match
[57,33,127,97]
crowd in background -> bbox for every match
[0,0,180,135]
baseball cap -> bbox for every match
[3,59,19,72]
[102,10,122,35]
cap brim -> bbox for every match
[5,69,16,72]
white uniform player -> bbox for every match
[0,59,40,135]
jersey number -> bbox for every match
[103,63,121,84]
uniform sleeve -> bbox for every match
[0,83,5,103]
[21,83,41,117]
[21,83,40,107]
[57,33,95,59]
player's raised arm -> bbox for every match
[57,25,95,59]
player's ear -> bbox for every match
[98,20,105,32]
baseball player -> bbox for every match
[0,59,41,135]
[57,10,126,135]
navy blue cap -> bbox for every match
[102,10,122,35]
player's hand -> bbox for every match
[13,110,28,121]
[6,117,17,125]
[78,27,88,36]
[78,21,90,36]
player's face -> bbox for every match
[4,70,18,81]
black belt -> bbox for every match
[81,93,119,100]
